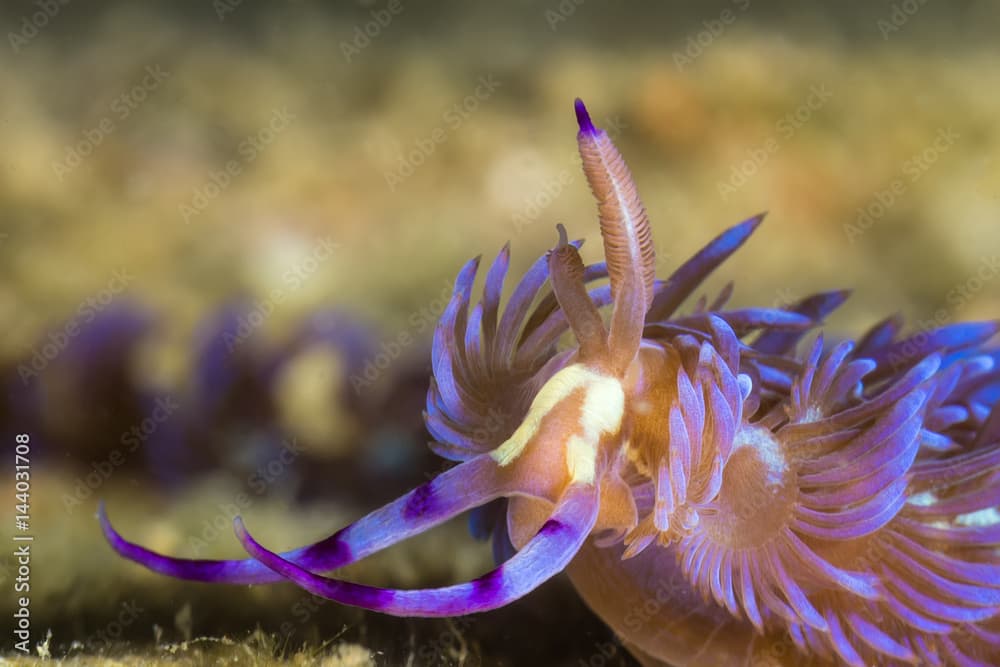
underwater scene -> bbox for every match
[2,2,999,665]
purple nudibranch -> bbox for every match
[101,99,1000,666]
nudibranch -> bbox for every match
[101,99,1000,666]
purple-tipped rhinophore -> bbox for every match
[574,97,597,136]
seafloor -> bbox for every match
[1,2,998,665]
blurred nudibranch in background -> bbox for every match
[101,99,1000,667]
[11,299,435,507]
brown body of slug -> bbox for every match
[570,545,803,667]
[507,495,796,666]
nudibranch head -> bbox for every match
[101,99,1000,666]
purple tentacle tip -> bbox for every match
[574,98,597,136]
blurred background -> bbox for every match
[1,1,998,664]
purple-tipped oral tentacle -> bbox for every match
[234,482,600,617]
[100,455,517,584]
[99,501,280,584]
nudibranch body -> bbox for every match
[102,100,1000,666]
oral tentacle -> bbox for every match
[100,454,516,584]
[233,482,600,617]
